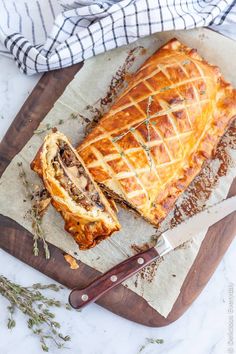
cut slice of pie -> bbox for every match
[78,38,236,226]
[31,131,120,249]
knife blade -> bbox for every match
[156,195,236,257]
[69,196,236,310]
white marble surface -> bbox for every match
[0,55,235,354]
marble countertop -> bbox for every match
[0,56,235,354]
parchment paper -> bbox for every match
[0,28,235,317]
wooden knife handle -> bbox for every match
[69,247,159,310]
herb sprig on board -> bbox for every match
[0,276,71,352]
[17,162,51,259]
[33,112,87,135]
[34,119,65,135]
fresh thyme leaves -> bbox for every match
[7,305,16,329]
[0,276,71,352]
[145,96,153,168]
[17,162,51,259]
[111,94,187,143]
[111,96,154,169]
[182,59,191,65]
[159,86,171,92]
[112,135,124,143]
[70,113,77,120]
[18,162,31,198]
[34,123,52,135]
[34,124,53,135]
[31,208,50,259]
[30,283,64,291]
[148,338,164,344]
[138,337,164,353]
[34,112,83,135]
[141,143,149,151]
[111,127,137,143]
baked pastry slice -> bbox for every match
[78,38,236,226]
[31,131,120,249]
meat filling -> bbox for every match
[52,140,105,211]
[99,183,138,214]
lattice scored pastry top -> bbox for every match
[78,38,236,226]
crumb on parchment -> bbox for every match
[64,254,79,270]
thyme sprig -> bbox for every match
[111,95,162,144]
[111,90,193,148]
[34,112,88,135]
[143,95,153,170]
[34,119,64,135]
[17,162,50,259]
[0,276,71,352]
[30,208,50,259]
[182,59,191,65]
[112,96,154,170]
[138,337,164,353]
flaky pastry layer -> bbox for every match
[31,131,120,249]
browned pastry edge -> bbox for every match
[78,38,236,227]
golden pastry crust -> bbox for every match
[31,131,120,249]
[78,38,236,226]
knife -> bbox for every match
[69,196,236,310]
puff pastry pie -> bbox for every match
[78,38,236,226]
[31,131,120,249]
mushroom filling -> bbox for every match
[52,140,104,211]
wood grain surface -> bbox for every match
[0,64,235,327]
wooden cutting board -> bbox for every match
[0,64,235,327]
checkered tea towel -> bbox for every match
[0,0,235,75]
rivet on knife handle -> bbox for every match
[69,247,159,310]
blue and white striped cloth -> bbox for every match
[0,0,235,75]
